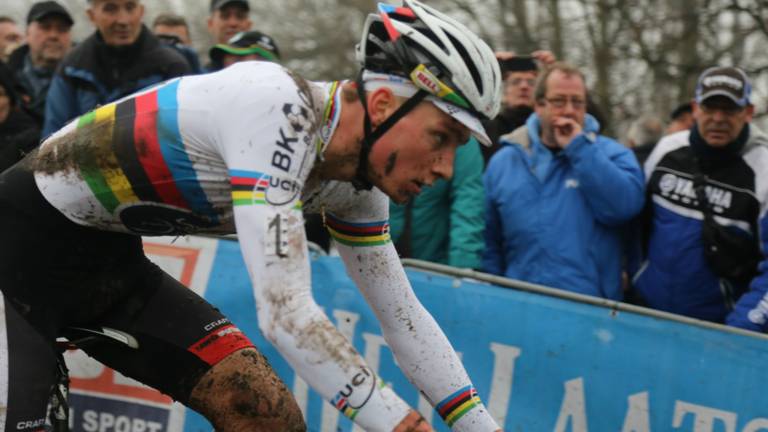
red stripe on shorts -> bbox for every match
[188,324,254,365]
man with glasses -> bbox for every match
[632,66,768,332]
[483,62,644,300]
[482,50,554,164]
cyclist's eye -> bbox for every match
[432,132,449,148]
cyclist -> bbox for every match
[0,1,502,431]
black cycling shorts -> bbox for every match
[0,163,254,430]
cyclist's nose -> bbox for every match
[432,149,454,180]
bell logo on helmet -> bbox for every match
[412,66,440,95]
[410,65,472,110]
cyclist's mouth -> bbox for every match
[407,180,424,196]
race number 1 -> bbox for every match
[267,214,289,258]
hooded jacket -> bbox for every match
[483,113,644,299]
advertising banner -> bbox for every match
[64,236,768,432]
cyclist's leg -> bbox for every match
[79,260,305,431]
[0,165,66,431]
[0,291,58,432]
[0,156,304,430]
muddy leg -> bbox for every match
[189,348,306,431]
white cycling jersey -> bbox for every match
[32,62,498,431]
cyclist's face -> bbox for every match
[368,101,469,204]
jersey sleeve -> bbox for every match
[216,65,412,430]
[322,182,500,431]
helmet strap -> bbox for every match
[352,70,428,190]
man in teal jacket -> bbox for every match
[390,137,485,269]
[483,62,644,299]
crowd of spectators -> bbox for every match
[1,0,767,334]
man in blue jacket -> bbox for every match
[483,62,644,299]
[42,0,190,137]
[634,66,768,332]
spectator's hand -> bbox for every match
[552,116,582,149]
[532,50,556,66]
[494,50,516,61]
[393,410,433,432]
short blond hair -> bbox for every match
[533,62,587,102]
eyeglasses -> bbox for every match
[506,78,536,87]
[543,97,586,109]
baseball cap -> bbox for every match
[695,66,752,107]
[27,1,73,26]
[363,71,493,147]
[209,31,280,63]
[210,0,249,12]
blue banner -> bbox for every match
[69,237,768,432]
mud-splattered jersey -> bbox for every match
[31,62,499,432]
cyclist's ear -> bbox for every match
[366,87,400,128]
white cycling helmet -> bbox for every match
[350,0,501,190]
[357,0,502,121]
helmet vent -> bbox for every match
[445,32,482,95]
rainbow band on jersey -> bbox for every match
[230,169,270,205]
[325,213,390,247]
[229,169,302,209]
[436,385,482,427]
[72,79,219,223]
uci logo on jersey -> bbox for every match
[265,175,302,206]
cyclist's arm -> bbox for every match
[325,184,500,432]
[218,65,413,430]
[232,201,414,430]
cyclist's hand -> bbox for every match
[393,410,433,432]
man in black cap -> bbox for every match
[207,0,252,45]
[633,66,768,333]
[42,0,191,137]
[208,30,279,71]
[6,1,73,124]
